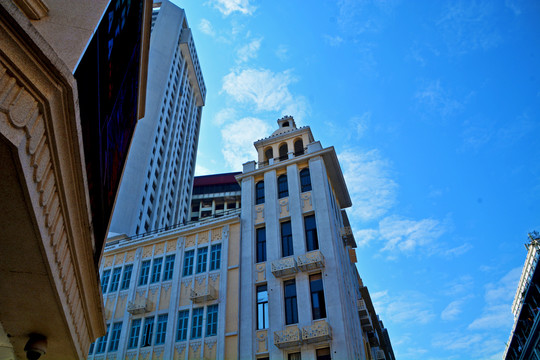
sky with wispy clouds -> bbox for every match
[173,0,539,358]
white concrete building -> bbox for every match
[110,0,206,236]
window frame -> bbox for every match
[281,221,294,257]
[176,310,189,341]
[163,255,175,281]
[108,267,122,292]
[209,244,222,271]
[309,273,327,320]
[127,318,142,349]
[300,168,312,192]
[278,174,289,198]
[196,247,208,273]
[101,269,111,294]
[108,322,123,352]
[284,279,299,325]
[155,314,168,345]
[120,264,133,290]
[256,227,267,263]
[138,260,151,286]
[191,308,204,339]
[255,181,265,205]
[206,305,218,336]
[95,324,110,354]
[182,250,195,276]
[304,214,319,251]
[150,257,163,283]
[257,285,269,330]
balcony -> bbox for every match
[190,284,217,303]
[297,250,325,272]
[357,299,368,317]
[274,325,302,348]
[302,320,332,344]
[376,349,386,360]
[271,257,298,278]
[367,331,380,347]
[340,226,355,247]
[127,298,148,315]
[360,313,373,332]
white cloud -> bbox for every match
[350,112,371,138]
[355,228,378,247]
[468,267,521,330]
[415,80,462,118]
[213,108,237,126]
[323,34,344,47]
[209,0,255,15]
[339,149,397,222]
[375,290,435,325]
[441,300,463,321]
[275,45,289,61]
[442,275,474,296]
[195,163,212,176]
[441,242,473,258]
[199,19,215,36]
[221,117,272,169]
[222,68,309,122]
[236,38,262,63]
[378,215,447,253]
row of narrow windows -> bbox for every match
[264,139,305,163]
[100,244,221,294]
[256,214,318,262]
[88,305,218,355]
[256,272,327,328]
[256,168,312,205]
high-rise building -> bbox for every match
[504,232,540,360]
[110,0,206,237]
[0,0,151,358]
[93,117,394,360]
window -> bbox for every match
[256,227,267,263]
[128,319,141,349]
[150,258,163,283]
[109,267,122,292]
[196,247,208,273]
[155,314,168,345]
[210,244,221,271]
[183,250,194,276]
[255,181,265,205]
[108,322,122,352]
[163,255,175,281]
[310,274,327,319]
[305,215,319,251]
[141,317,154,347]
[279,144,288,161]
[257,285,269,329]
[281,221,293,257]
[88,342,95,355]
[101,269,111,293]
[95,324,109,353]
[284,279,298,325]
[176,310,189,341]
[139,260,151,286]
[289,352,301,360]
[300,168,312,192]
[191,308,204,339]
[316,348,331,360]
[278,174,289,198]
[294,139,304,156]
[120,264,133,290]
[206,305,218,336]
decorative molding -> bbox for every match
[149,285,159,295]
[205,338,217,349]
[175,343,186,354]
[13,0,49,20]
[125,351,137,360]
[182,279,192,288]
[196,275,206,285]
[190,340,202,352]
[209,272,219,282]
[162,282,172,291]
[255,263,265,272]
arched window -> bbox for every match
[294,139,304,156]
[256,181,265,205]
[278,175,288,198]
[300,168,311,192]
[279,144,288,161]
[264,147,273,163]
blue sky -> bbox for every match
[172,0,540,358]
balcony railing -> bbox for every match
[360,314,373,332]
[357,299,368,316]
[302,320,332,344]
[127,298,148,315]
[368,330,380,347]
[376,349,386,359]
[274,325,302,348]
[271,257,298,278]
[340,226,355,247]
[190,284,217,303]
[297,250,325,272]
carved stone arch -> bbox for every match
[264,146,273,162]
[294,138,304,156]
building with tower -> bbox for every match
[110,0,206,237]
[94,117,393,360]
